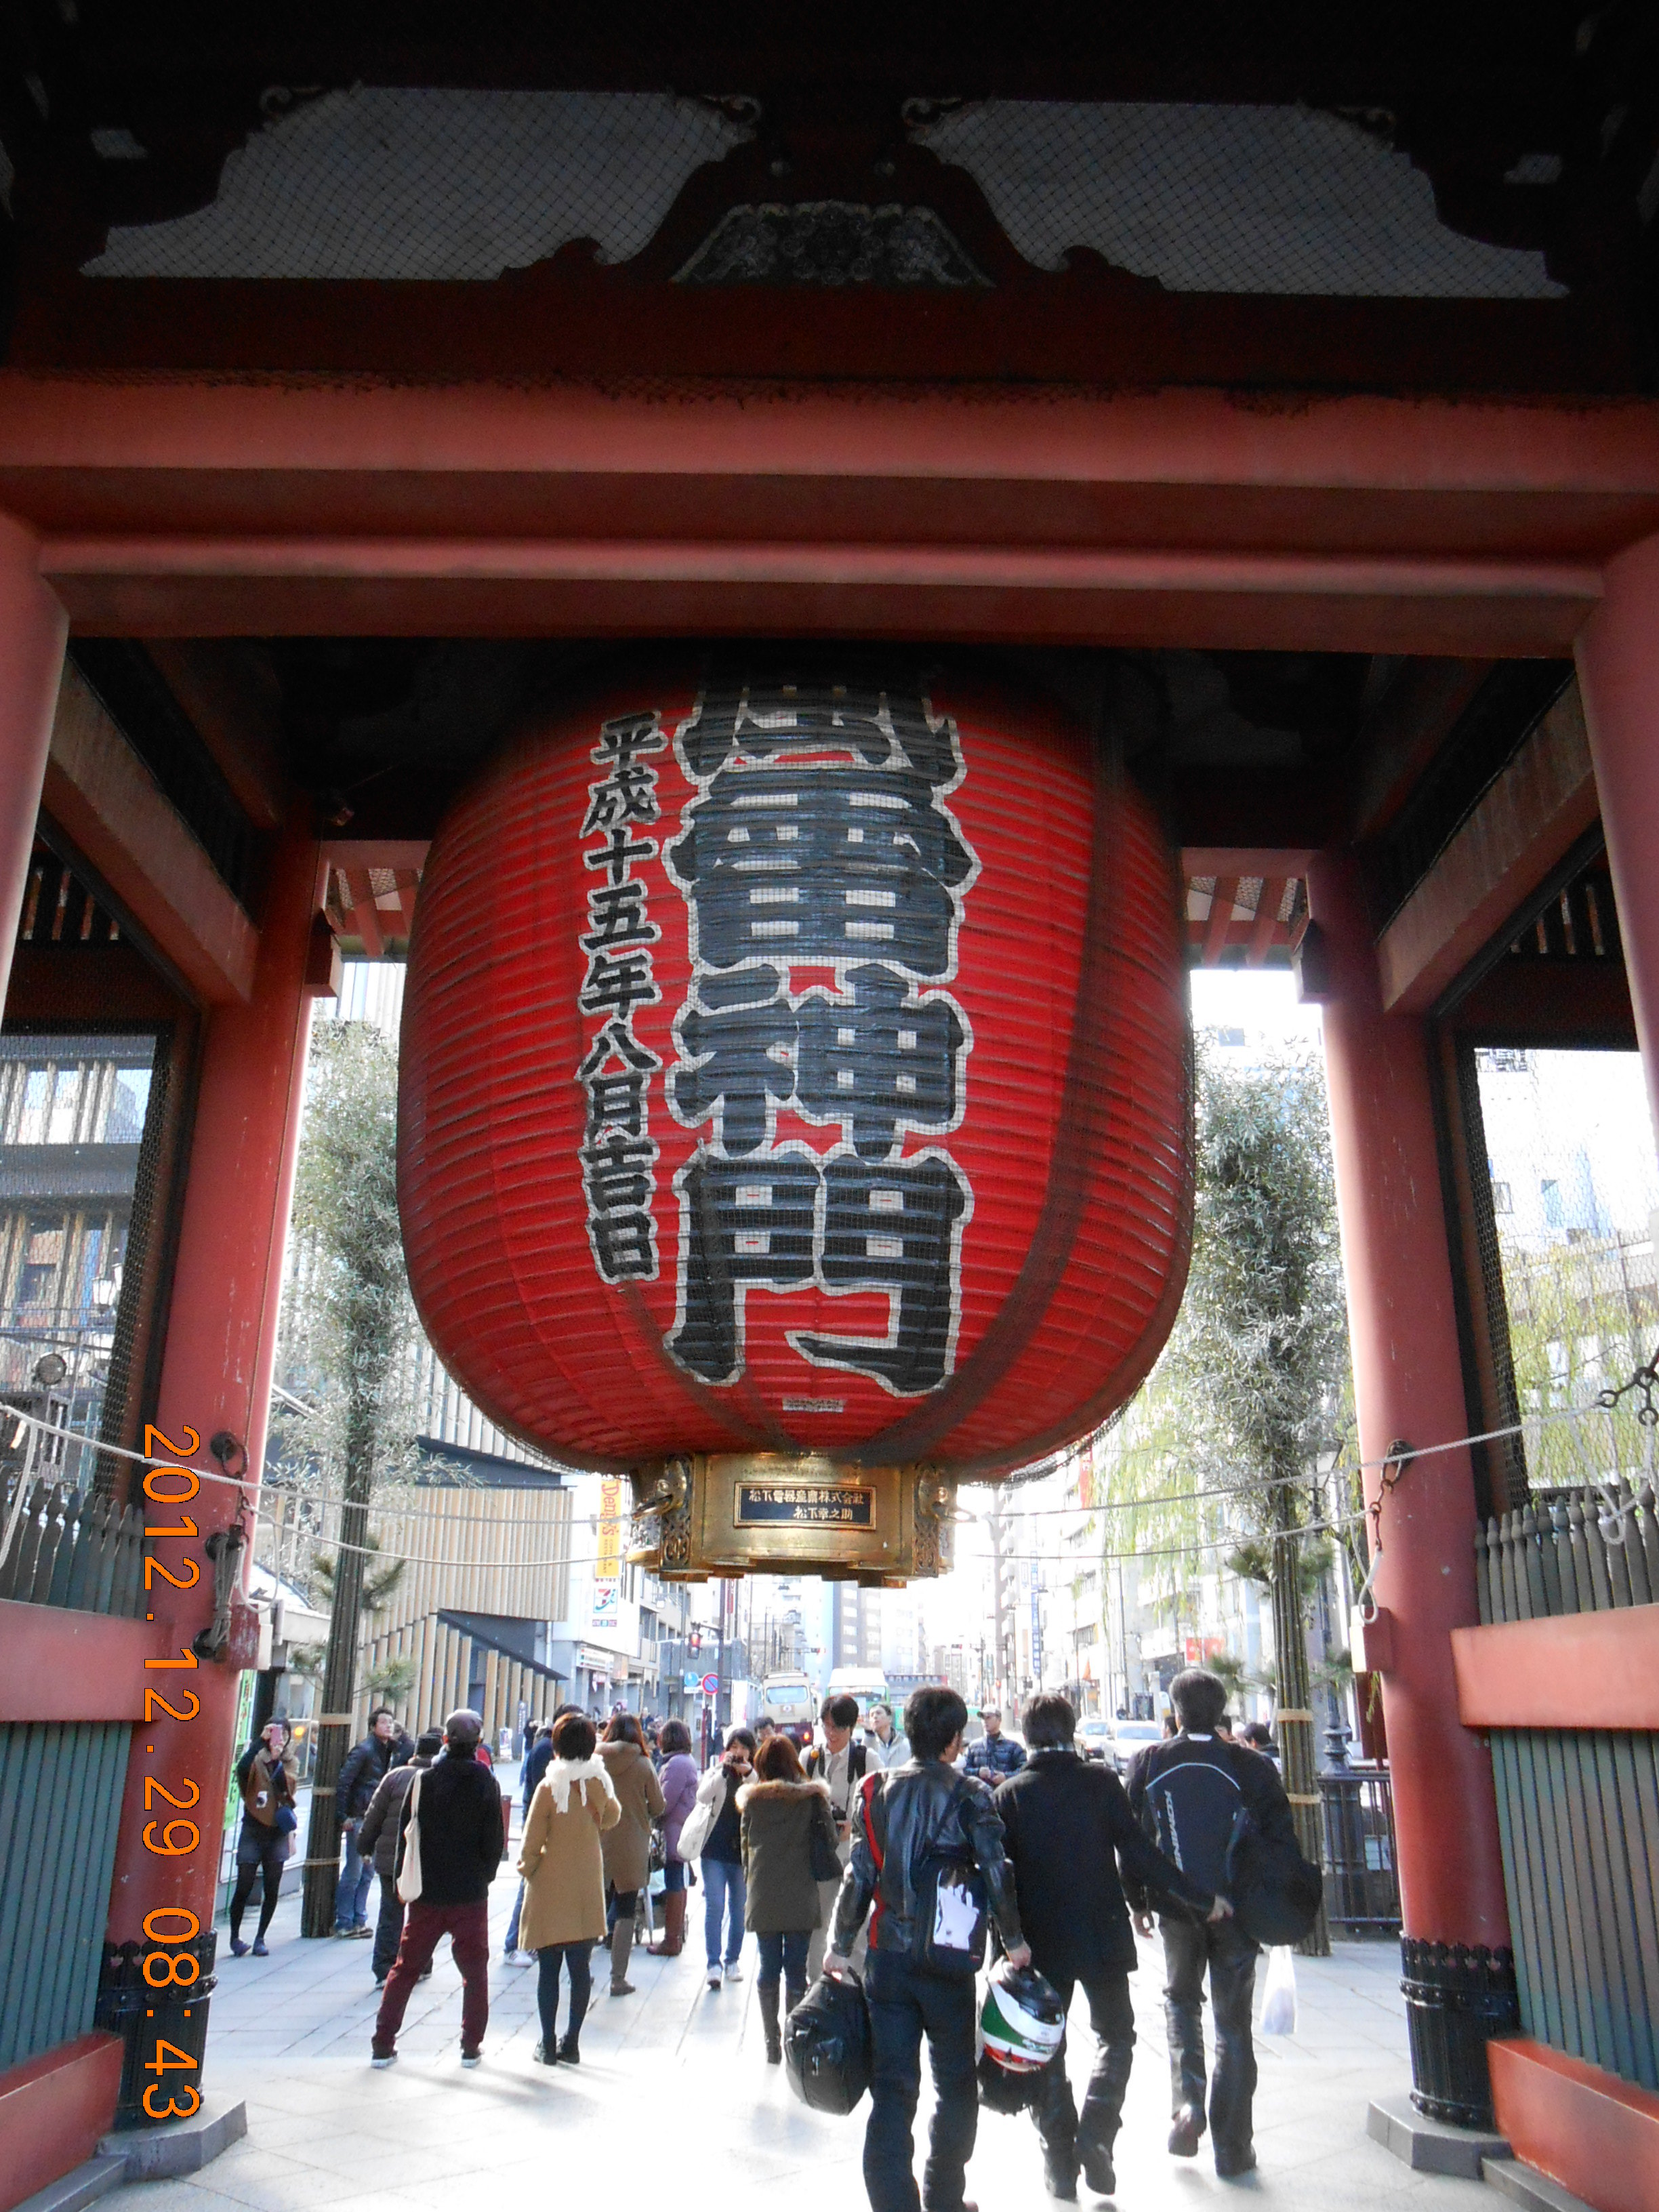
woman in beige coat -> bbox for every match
[598,1713,666,1995]
[517,1711,620,2064]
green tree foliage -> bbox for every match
[1092,1042,1350,1948]
[280,1018,420,1935]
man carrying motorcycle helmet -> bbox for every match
[825,1685,1029,2212]
[994,1692,1232,2199]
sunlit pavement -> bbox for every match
[103,1782,1487,2212]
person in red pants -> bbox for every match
[371,1708,504,2068]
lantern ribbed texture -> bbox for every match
[398,666,1191,1480]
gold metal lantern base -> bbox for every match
[626,1456,958,1584]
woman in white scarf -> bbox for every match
[516,1712,621,2064]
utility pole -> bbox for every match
[987,1492,1010,1715]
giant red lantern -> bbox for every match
[399,661,1191,1570]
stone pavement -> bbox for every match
[102,1797,1491,2212]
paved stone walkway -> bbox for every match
[106,1786,1488,2212]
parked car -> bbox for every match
[1107,1719,1165,1774]
[1078,1717,1114,1763]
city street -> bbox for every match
[99,1782,1491,2212]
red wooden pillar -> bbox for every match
[0,516,68,1008]
[99,817,323,2123]
[1305,849,1516,2125]
[1576,534,1659,1141]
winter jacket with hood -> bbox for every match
[1123,1729,1298,1912]
[994,1746,1214,1982]
[738,1776,838,1932]
[659,1750,700,1862]
[517,1756,622,1948]
[598,1737,666,1894]
[830,1757,1023,1960]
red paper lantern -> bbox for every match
[398,663,1191,1481]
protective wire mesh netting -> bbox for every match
[82,87,1565,300]
[86,87,754,279]
[909,102,1565,298]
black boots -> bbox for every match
[758,1978,783,2064]
[556,2033,581,2064]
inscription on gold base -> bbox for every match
[627,1455,956,1583]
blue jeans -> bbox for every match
[334,1820,373,1931]
[702,1858,745,1966]
[756,1928,809,1989]
[504,1879,525,1954]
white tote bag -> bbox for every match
[395,1767,425,1903]
[675,1771,726,1864]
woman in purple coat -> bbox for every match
[649,1720,699,1957]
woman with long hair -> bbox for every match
[737,1732,839,2062]
[692,1723,757,1990]
[597,1711,666,1995]
[518,1711,621,2064]
[228,1719,298,1957]
[648,1719,699,1959]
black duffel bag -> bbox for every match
[783,1969,872,2116]
[1224,1805,1324,1948]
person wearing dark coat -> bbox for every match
[359,1727,443,1985]
[371,1709,505,2068]
[737,1733,839,2062]
[994,1693,1228,2201]
[825,1686,1030,2212]
[1124,1668,1299,2180]
[333,1708,411,1936]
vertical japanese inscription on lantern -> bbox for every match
[576,714,665,1283]
[663,678,978,1395]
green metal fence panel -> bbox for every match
[0,1720,129,2072]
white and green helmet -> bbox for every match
[980,1960,1065,2075]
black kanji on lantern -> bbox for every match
[668,1148,971,1392]
[677,675,962,788]
[670,962,966,1162]
[665,762,975,979]
[663,676,980,1395]
[576,712,668,1283]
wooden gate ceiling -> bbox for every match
[0,2,1654,388]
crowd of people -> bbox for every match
[227,1668,1296,2207]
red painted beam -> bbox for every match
[0,1597,168,1722]
[1,380,1657,550]
[1378,681,1599,1013]
[1452,1607,1659,1730]
[0,2034,123,2212]
[1202,876,1240,964]
[1246,878,1288,966]
[28,537,1604,652]
[1490,2040,1659,2212]
[342,866,385,959]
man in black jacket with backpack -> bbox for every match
[994,1693,1229,2201]
[1124,1668,1300,2180]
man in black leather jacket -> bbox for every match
[1124,1668,1299,2180]
[825,1685,1029,2212]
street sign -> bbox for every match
[682,1672,700,1693]
[700,1672,720,1695]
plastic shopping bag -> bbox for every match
[1259,1944,1297,2036]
